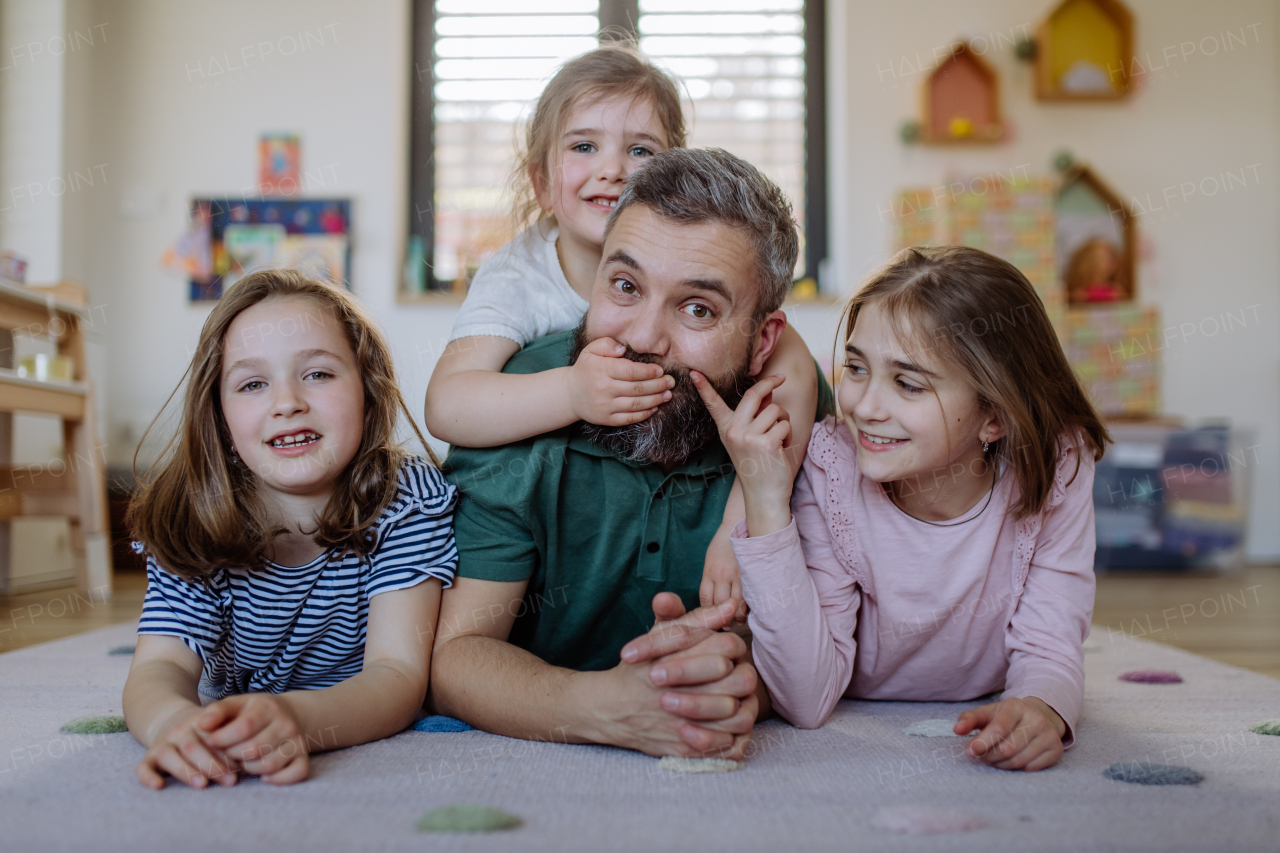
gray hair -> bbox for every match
[605,147,797,320]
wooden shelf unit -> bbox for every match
[0,279,112,598]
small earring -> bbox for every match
[230,448,241,466]
[982,439,989,453]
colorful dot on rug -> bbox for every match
[107,645,135,656]
[903,719,966,737]
[1119,670,1183,684]
[60,715,127,734]
[412,715,473,732]
[1248,719,1280,736]
[870,805,984,835]
[415,804,521,832]
[1103,762,1203,785]
[657,757,744,773]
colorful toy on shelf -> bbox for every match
[1035,0,1135,100]
[920,42,1004,144]
[892,174,1061,330]
[1056,164,1136,305]
[1063,304,1159,416]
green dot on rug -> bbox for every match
[60,715,127,734]
[415,804,522,833]
[1249,719,1280,736]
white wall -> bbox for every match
[50,0,1280,558]
[0,0,68,283]
[827,0,1280,559]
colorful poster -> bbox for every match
[187,198,351,301]
[278,234,349,285]
[223,224,286,290]
[259,134,301,196]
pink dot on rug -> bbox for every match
[1119,670,1183,684]
[870,805,984,835]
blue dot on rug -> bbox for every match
[1104,762,1202,785]
[1119,669,1182,684]
[413,715,473,733]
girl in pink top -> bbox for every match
[692,246,1110,772]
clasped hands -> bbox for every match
[597,592,760,760]
[136,693,310,789]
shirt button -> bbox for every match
[646,542,660,553]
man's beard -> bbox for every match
[570,318,753,468]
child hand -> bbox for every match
[700,526,748,624]
[136,705,240,790]
[568,336,674,426]
[197,694,311,785]
[955,696,1066,772]
[692,372,794,536]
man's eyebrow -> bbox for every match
[845,344,940,378]
[604,250,642,271]
[680,278,731,302]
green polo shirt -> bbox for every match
[442,329,833,672]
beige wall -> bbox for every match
[825,0,1280,559]
[21,0,1280,558]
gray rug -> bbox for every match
[1,621,1278,852]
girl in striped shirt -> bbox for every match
[124,270,457,789]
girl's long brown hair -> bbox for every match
[127,269,439,580]
[837,246,1111,520]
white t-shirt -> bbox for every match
[448,220,589,347]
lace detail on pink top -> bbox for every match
[807,418,1084,598]
[1012,442,1080,594]
[805,418,869,590]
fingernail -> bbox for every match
[622,646,638,662]
[650,666,668,685]
[663,392,671,400]
[660,693,681,711]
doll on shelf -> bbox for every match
[1065,238,1125,304]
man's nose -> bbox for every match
[618,303,668,357]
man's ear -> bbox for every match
[747,310,787,377]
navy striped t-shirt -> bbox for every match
[137,457,458,699]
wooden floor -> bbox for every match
[2,566,1278,681]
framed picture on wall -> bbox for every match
[188,197,351,301]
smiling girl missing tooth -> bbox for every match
[123,270,458,789]
[694,246,1110,772]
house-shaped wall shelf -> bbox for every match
[1056,165,1136,304]
[1035,0,1134,100]
[920,43,1004,144]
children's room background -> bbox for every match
[0,0,1276,683]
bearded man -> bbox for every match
[432,148,832,757]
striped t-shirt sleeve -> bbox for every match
[368,464,460,596]
[138,558,226,662]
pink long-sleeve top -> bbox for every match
[730,418,1096,740]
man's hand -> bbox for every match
[197,694,311,785]
[609,594,760,758]
[135,705,240,791]
[954,696,1066,772]
[693,371,794,537]
[567,336,674,426]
